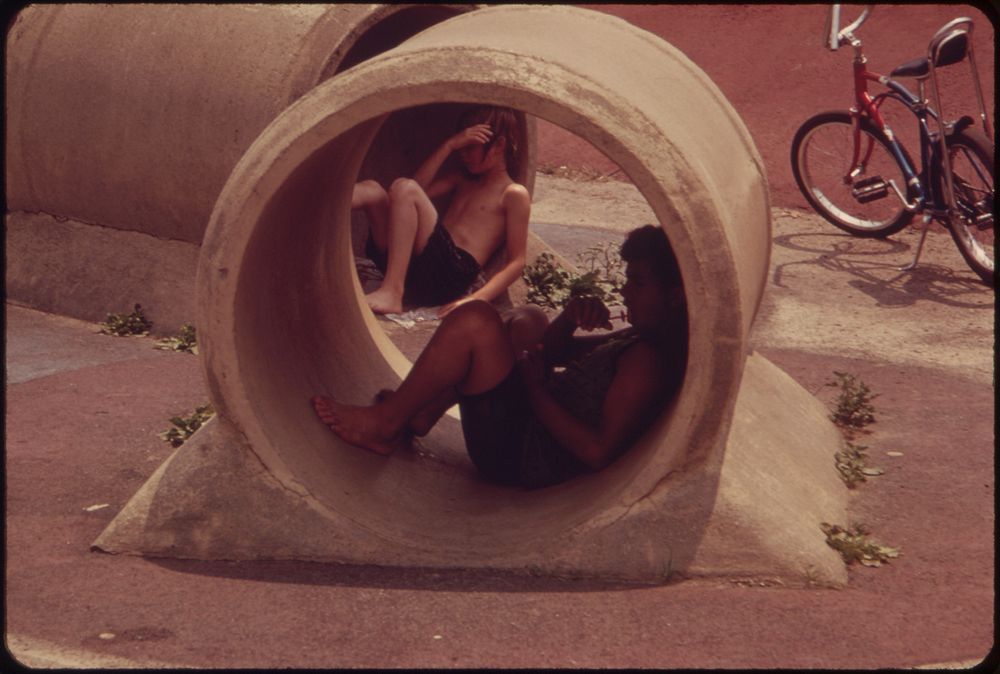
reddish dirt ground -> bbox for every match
[538,4,996,209]
[4,4,996,669]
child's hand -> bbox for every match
[563,296,612,331]
[451,124,493,150]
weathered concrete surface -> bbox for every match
[6,212,201,334]
[6,3,528,333]
[94,5,846,583]
[5,3,483,242]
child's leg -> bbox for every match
[376,305,550,437]
[312,300,514,455]
[352,180,390,250]
[365,178,438,314]
[505,305,550,353]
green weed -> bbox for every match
[100,304,152,336]
[159,404,215,448]
[826,371,879,429]
[821,522,900,567]
[834,442,884,488]
[522,243,625,309]
[154,324,198,354]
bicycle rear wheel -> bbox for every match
[942,128,994,285]
[791,110,914,237]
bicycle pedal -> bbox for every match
[973,212,993,229]
[852,176,889,203]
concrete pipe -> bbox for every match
[5,3,537,331]
[96,5,847,583]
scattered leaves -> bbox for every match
[821,522,900,567]
[100,304,152,336]
[154,324,198,354]
[826,371,879,429]
[159,404,215,448]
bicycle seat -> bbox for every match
[890,26,969,79]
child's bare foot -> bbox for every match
[311,395,405,456]
[365,287,403,315]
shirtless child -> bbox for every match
[352,106,531,317]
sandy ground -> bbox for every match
[532,174,994,385]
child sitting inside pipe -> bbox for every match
[313,225,687,489]
[352,105,530,317]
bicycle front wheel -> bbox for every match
[791,111,914,237]
[943,128,994,285]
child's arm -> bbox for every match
[519,341,669,470]
[437,183,531,317]
[414,123,493,199]
[540,296,620,367]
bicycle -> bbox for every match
[791,5,995,285]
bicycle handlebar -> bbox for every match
[825,4,874,50]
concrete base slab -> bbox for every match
[6,211,200,335]
[93,352,847,586]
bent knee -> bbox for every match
[353,179,387,203]
[508,305,549,329]
[446,299,501,331]
[388,177,424,201]
[506,305,549,349]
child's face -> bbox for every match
[620,259,683,332]
[459,135,505,175]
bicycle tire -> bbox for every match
[791,110,914,238]
[941,128,995,286]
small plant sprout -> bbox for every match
[826,371,879,429]
[154,324,198,354]
[834,442,884,488]
[159,404,215,448]
[100,304,152,336]
[522,252,574,309]
[821,522,900,567]
[522,242,625,310]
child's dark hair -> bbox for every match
[620,224,684,290]
[457,105,520,170]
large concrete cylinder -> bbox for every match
[175,4,794,574]
[94,5,848,584]
[6,3,539,331]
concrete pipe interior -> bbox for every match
[198,6,770,555]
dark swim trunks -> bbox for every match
[456,331,681,489]
[365,225,482,307]
[457,368,590,489]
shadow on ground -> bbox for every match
[144,556,668,593]
[772,231,992,310]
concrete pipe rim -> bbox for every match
[196,44,759,552]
